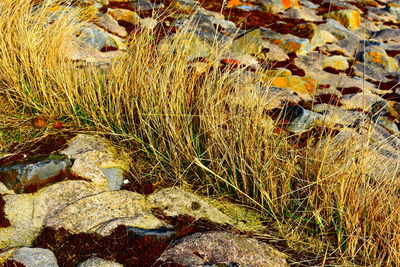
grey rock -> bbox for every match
[372,115,399,134]
[319,19,362,55]
[12,247,58,267]
[79,26,126,51]
[373,28,400,43]
[173,12,232,44]
[148,187,233,225]
[45,190,167,235]
[0,155,72,193]
[157,231,288,266]
[285,106,323,133]
[387,2,400,20]
[294,52,377,91]
[341,93,387,112]
[352,62,392,84]
[77,257,123,267]
[262,86,301,110]
[95,12,127,38]
[231,28,262,55]
[366,6,398,23]
[260,28,311,55]
[60,134,130,190]
[356,45,398,72]
[313,104,368,127]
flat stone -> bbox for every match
[12,247,58,267]
[45,190,166,235]
[261,86,301,110]
[266,75,317,101]
[313,104,368,127]
[259,0,299,13]
[78,26,127,51]
[0,180,104,250]
[231,28,262,56]
[107,8,141,25]
[148,187,233,225]
[77,257,123,267]
[283,6,322,22]
[158,34,211,62]
[260,41,290,61]
[294,52,377,91]
[60,134,130,190]
[322,55,349,71]
[285,106,323,133]
[95,12,127,38]
[261,29,311,55]
[292,22,325,49]
[324,9,362,30]
[157,231,288,266]
[356,45,398,72]
[373,28,400,43]
[0,194,39,250]
[318,19,362,55]
[341,93,386,112]
[0,155,72,193]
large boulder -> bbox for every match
[157,231,288,266]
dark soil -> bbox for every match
[0,133,76,167]
[0,194,11,228]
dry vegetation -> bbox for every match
[1,0,400,265]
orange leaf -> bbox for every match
[53,121,64,129]
[33,117,47,128]
[221,58,241,66]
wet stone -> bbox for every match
[0,155,72,193]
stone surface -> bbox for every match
[0,194,39,249]
[322,55,349,71]
[107,8,141,25]
[148,187,233,225]
[285,106,323,133]
[157,231,288,266]
[231,28,262,56]
[77,257,123,267]
[0,180,103,250]
[12,247,58,267]
[78,26,127,51]
[45,190,167,235]
[357,45,398,72]
[324,9,362,30]
[0,155,72,193]
[259,0,299,13]
[60,134,130,190]
[158,34,211,62]
[262,29,311,55]
[95,12,128,37]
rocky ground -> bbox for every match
[1,0,400,266]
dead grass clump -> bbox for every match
[1,0,400,265]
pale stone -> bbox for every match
[61,134,130,190]
[12,247,58,267]
[158,231,288,266]
[78,257,123,267]
[45,190,167,235]
[148,187,233,225]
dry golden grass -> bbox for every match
[1,0,400,265]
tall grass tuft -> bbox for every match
[1,0,400,265]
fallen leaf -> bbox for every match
[221,58,241,66]
[53,121,64,129]
[33,117,47,128]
